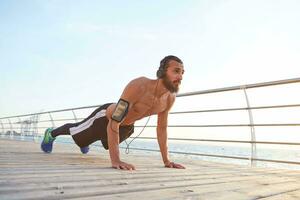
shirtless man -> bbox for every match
[41,55,185,170]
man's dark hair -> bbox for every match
[156,55,183,78]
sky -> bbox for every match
[1,0,300,118]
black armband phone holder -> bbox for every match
[111,99,129,122]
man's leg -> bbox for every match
[41,104,111,154]
[41,122,89,154]
[51,123,78,137]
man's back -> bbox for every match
[106,76,175,126]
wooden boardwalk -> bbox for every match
[1,139,300,200]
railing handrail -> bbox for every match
[0,105,102,120]
[1,77,300,120]
[177,77,300,97]
[130,137,300,145]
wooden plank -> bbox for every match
[259,189,300,200]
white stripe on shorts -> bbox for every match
[69,109,106,136]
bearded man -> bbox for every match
[41,55,185,170]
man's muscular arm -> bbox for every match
[157,94,185,169]
[106,77,146,170]
[107,118,135,170]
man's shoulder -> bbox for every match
[128,76,151,86]
[123,77,150,94]
[132,76,151,82]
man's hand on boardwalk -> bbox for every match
[112,161,136,170]
[164,161,185,169]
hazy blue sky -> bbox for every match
[1,0,300,117]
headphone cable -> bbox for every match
[124,79,160,154]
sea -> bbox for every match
[4,134,300,171]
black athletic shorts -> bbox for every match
[70,103,134,150]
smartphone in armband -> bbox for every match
[111,99,129,122]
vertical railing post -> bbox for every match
[71,110,78,123]
[241,86,257,167]
[28,115,34,140]
[8,118,13,139]
[48,112,55,128]
[18,117,24,140]
[0,120,4,138]
[33,114,40,142]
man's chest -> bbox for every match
[130,94,169,116]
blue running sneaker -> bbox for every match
[80,146,89,154]
[41,128,55,153]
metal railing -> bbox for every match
[1,77,300,167]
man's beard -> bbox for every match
[162,76,180,93]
